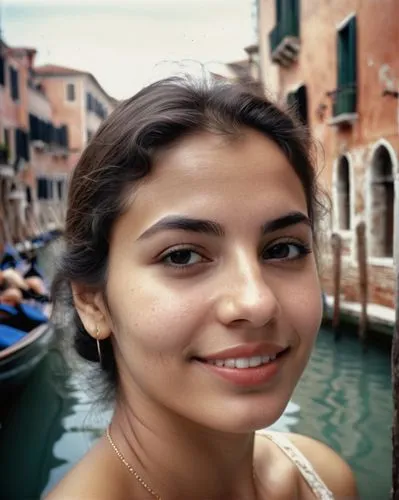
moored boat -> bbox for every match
[0,314,54,396]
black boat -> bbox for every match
[0,309,54,405]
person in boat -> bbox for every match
[48,76,358,500]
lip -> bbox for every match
[198,342,288,361]
[194,348,290,387]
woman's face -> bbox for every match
[104,128,322,432]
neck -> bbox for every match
[109,399,259,500]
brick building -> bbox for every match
[252,0,397,313]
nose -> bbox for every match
[215,252,281,328]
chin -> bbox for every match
[213,398,289,434]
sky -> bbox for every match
[2,0,255,99]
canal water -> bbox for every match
[0,241,393,499]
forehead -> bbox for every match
[121,129,308,230]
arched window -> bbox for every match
[337,156,351,230]
[370,145,394,257]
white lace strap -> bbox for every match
[258,431,335,500]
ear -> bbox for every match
[71,282,112,340]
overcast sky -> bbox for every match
[2,0,254,99]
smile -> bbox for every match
[194,348,290,387]
[205,355,277,369]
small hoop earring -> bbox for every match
[95,325,103,365]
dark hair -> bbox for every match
[52,75,325,399]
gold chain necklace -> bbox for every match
[106,425,257,500]
[106,425,162,499]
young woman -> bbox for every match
[47,77,358,499]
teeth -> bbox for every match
[208,355,277,369]
[235,358,250,369]
[249,356,262,367]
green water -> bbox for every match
[0,242,393,499]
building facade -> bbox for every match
[34,64,117,171]
[255,0,397,310]
[0,45,116,248]
[0,43,70,243]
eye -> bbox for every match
[162,248,204,268]
[263,242,311,261]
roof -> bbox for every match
[35,64,85,76]
[227,60,251,72]
[35,64,116,103]
[244,43,259,55]
[8,46,37,56]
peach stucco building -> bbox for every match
[0,43,116,246]
[34,65,117,172]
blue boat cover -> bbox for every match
[0,325,27,349]
[0,303,47,323]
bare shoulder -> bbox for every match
[286,433,359,499]
[45,439,127,500]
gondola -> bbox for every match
[0,306,53,397]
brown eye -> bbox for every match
[162,249,202,267]
[263,242,310,261]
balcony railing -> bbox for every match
[328,84,357,126]
[333,85,356,116]
[269,5,300,66]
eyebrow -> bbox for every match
[262,211,312,233]
[137,211,311,241]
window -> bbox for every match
[9,67,19,101]
[287,85,308,125]
[370,145,394,258]
[4,129,10,151]
[269,0,300,63]
[334,16,357,115]
[26,186,32,204]
[15,129,30,162]
[29,114,68,148]
[66,83,75,102]
[57,180,63,199]
[86,92,93,111]
[0,56,4,86]
[336,156,351,230]
[37,177,48,200]
[58,125,68,148]
[29,114,40,141]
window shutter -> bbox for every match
[15,129,20,158]
[276,0,283,25]
[0,57,4,86]
[348,16,357,84]
[297,84,307,124]
[22,131,29,161]
[60,125,68,147]
[337,30,346,86]
[10,67,19,100]
[37,178,46,199]
[293,0,300,36]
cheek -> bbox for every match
[106,271,204,355]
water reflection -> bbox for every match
[292,329,392,498]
